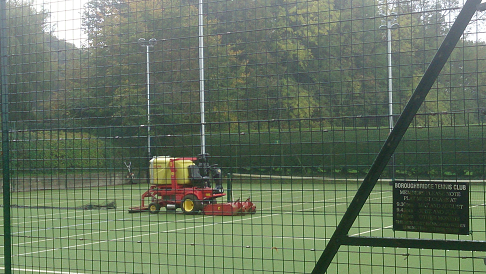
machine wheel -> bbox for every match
[181,195,203,214]
[148,202,161,214]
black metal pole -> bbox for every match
[226,173,232,203]
[0,0,11,273]
[312,0,482,272]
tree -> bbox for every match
[206,0,339,128]
[76,0,246,143]
[6,1,57,128]
[391,0,461,126]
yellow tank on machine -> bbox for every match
[129,154,256,215]
[149,156,193,185]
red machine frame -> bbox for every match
[129,157,255,215]
[143,157,225,207]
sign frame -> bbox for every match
[393,181,469,235]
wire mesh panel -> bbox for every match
[1,0,486,273]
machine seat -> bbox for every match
[188,165,209,187]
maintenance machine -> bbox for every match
[129,154,255,215]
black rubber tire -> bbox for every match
[181,194,203,215]
[148,202,161,214]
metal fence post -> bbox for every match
[0,0,11,273]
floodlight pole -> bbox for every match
[199,0,206,156]
[139,38,157,159]
[384,18,398,133]
[380,13,399,180]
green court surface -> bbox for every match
[2,177,486,273]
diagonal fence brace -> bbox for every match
[312,0,484,272]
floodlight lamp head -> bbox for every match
[149,38,157,46]
[138,38,147,46]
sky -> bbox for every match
[33,0,89,47]
[33,0,485,48]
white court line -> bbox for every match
[11,182,486,255]
[9,192,136,225]
[471,203,486,208]
[9,190,341,250]
[3,185,395,274]
[348,198,486,237]
[12,210,112,228]
[11,187,269,234]
[1,189,267,253]
[0,267,87,274]
[351,225,394,237]
[13,194,355,259]
[11,212,280,258]
[10,187,331,235]
[10,187,387,243]
[9,215,161,249]
[11,187,291,224]
[11,192,135,209]
[8,189,392,260]
[12,210,147,235]
[9,190,178,229]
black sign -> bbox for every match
[393,181,469,235]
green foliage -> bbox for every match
[12,131,111,172]
[3,0,486,178]
[28,0,480,137]
[162,125,486,179]
[5,1,82,128]
[4,0,486,134]
[6,1,52,125]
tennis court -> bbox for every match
[1,177,486,273]
[2,0,486,272]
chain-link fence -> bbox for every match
[1,0,486,273]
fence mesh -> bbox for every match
[1,0,486,273]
